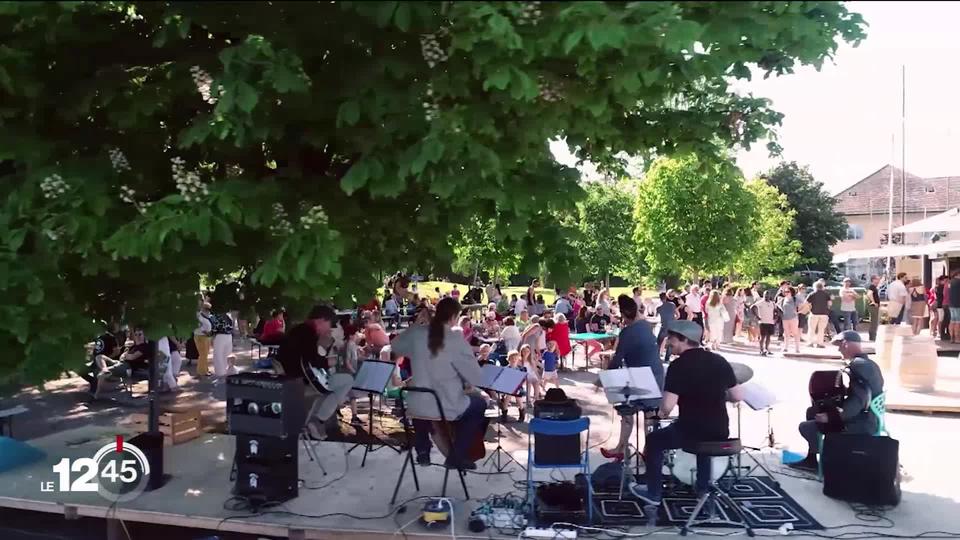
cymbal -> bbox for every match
[730,362,754,385]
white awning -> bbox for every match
[832,240,960,264]
[893,207,960,233]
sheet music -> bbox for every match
[478,364,526,396]
[599,367,662,404]
[741,381,777,410]
[351,360,396,394]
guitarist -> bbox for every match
[276,305,355,441]
[790,330,885,472]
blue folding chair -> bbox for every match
[526,417,593,524]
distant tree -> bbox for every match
[760,162,847,271]
[575,182,634,285]
[732,179,803,279]
[635,156,754,282]
[451,216,521,285]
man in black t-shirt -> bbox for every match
[866,275,881,341]
[629,320,743,506]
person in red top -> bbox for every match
[259,309,286,345]
[359,296,380,314]
[548,313,572,370]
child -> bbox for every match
[503,350,526,422]
[541,340,560,390]
[342,326,363,426]
[752,291,777,356]
[520,344,541,402]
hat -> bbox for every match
[668,320,703,343]
[831,330,861,344]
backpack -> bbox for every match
[209,313,234,335]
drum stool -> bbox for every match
[679,438,754,537]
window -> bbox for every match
[926,185,936,193]
[848,191,858,196]
[846,224,864,240]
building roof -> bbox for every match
[833,164,960,216]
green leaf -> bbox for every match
[563,29,584,54]
[483,66,511,91]
[341,160,369,194]
[212,217,235,245]
[27,287,44,305]
[394,3,411,31]
[336,100,361,127]
[666,20,703,52]
[7,229,26,251]
[235,81,259,113]
[374,1,397,27]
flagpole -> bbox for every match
[886,133,895,278]
[901,64,907,227]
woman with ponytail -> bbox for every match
[391,297,487,469]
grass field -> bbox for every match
[413,281,638,305]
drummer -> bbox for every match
[629,320,744,507]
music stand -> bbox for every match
[347,360,402,467]
[478,365,527,473]
[734,381,779,484]
[598,368,663,491]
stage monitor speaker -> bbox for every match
[822,433,901,506]
[129,431,167,490]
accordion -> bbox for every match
[808,370,846,434]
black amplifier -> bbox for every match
[226,372,305,439]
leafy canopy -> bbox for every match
[0,2,865,384]
[575,182,635,282]
[732,179,803,279]
[760,162,848,271]
[634,155,754,280]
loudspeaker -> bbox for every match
[236,434,298,463]
[129,431,167,490]
[235,458,298,502]
[822,433,901,506]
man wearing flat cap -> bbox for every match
[790,330,885,472]
[629,320,744,506]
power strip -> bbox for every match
[522,527,577,539]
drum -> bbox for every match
[670,451,729,487]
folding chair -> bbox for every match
[389,386,476,505]
[526,417,593,524]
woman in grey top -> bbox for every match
[777,287,801,354]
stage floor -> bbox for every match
[1,348,960,538]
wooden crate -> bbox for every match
[130,409,202,446]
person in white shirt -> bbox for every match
[839,278,860,331]
[686,285,704,329]
[500,317,522,353]
[514,295,528,316]
[885,273,909,325]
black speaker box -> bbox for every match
[129,431,167,490]
[822,433,901,506]
[235,459,298,502]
